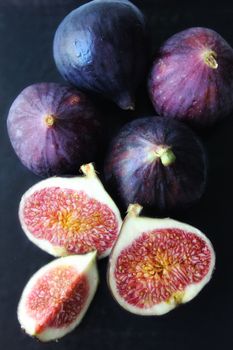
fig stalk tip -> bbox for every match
[160,148,176,167]
[149,146,176,166]
[116,94,135,111]
[80,163,96,178]
[44,114,55,127]
[203,50,218,69]
[127,203,143,217]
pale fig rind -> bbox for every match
[18,252,98,342]
[108,205,215,316]
[19,163,122,259]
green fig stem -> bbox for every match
[149,146,176,167]
[203,50,218,69]
[160,148,176,166]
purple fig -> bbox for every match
[7,83,102,177]
[53,0,147,110]
[148,27,233,127]
[104,116,207,213]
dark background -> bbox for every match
[1,0,233,349]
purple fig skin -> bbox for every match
[148,27,233,127]
[53,0,147,110]
[104,117,207,213]
[7,83,102,177]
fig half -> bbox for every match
[108,204,215,315]
[19,163,122,258]
[18,251,98,341]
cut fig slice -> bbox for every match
[108,204,215,315]
[19,163,122,259]
[18,251,98,341]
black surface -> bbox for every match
[1,1,233,349]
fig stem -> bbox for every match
[172,290,185,305]
[124,105,135,111]
[44,114,55,127]
[116,94,135,111]
[152,147,176,167]
[160,148,176,166]
[80,163,97,178]
[203,50,218,69]
[127,203,143,217]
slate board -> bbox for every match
[0,1,233,349]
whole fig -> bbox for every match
[7,83,102,177]
[105,116,207,213]
[148,27,233,127]
[53,0,147,110]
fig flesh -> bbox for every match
[108,204,215,315]
[7,83,101,177]
[53,0,147,110]
[18,252,98,341]
[148,27,233,127]
[104,117,207,213]
[19,163,122,258]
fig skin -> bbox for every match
[53,0,147,110]
[7,83,102,177]
[148,27,233,127]
[104,117,207,213]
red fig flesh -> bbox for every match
[18,252,98,341]
[19,163,122,258]
[108,205,215,315]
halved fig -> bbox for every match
[108,204,215,315]
[18,251,98,341]
[19,163,122,259]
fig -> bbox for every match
[108,204,215,315]
[7,83,102,177]
[18,251,98,341]
[53,0,147,110]
[148,27,233,127]
[104,117,207,213]
[19,163,122,258]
